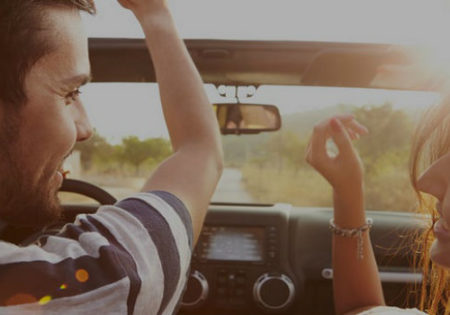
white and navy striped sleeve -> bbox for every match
[0,191,193,315]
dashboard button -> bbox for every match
[253,273,295,311]
[235,288,245,296]
[236,276,246,286]
[180,270,209,309]
[218,276,227,285]
[269,239,277,245]
[217,287,227,296]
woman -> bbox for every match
[306,104,450,315]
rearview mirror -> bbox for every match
[214,103,281,135]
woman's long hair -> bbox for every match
[410,94,450,314]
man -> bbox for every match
[0,0,223,314]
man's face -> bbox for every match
[0,7,93,228]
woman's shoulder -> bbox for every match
[356,306,427,315]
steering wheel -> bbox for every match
[60,179,117,205]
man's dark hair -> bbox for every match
[0,0,96,110]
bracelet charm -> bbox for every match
[329,218,373,260]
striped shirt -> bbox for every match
[0,191,193,315]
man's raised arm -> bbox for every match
[118,0,224,242]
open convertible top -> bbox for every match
[89,38,423,90]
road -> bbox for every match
[62,168,254,204]
[212,168,254,203]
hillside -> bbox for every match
[222,102,423,167]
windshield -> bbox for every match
[63,83,440,211]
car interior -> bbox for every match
[2,37,434,315]
[4,1,448,310]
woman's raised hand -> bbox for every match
[305,114,369,197]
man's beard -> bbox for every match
[0,114,62,228]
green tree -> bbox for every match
[145,138,172,163]
[352,103,413,175]
[351,103,415,211]
[261,131,307,172]
[122,136,152,174]
[74,131,110,171]
[241,103,417,211]
[280,131,307,172]
[121,136,172,175]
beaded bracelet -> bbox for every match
[329,218,373,260]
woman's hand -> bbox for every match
[305,114,368,197]
[307,116,386,315]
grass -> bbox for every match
[242,163,417,211]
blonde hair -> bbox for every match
[410,95,450,314]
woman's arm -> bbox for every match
[306,115,385,315]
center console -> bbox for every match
[179,205,299,314]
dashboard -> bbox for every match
[42,186,426,315]
[178,204,424,315]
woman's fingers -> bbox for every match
[324,117,367,143]
[333,113,355,122]
[306,114,367,189]
[306,115,368,164]
[346,119,369,135]
[306,115,367,165]
[347,128,358,141]
[329,118,355,158]
[306,119,330,168]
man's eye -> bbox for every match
[65,89,82,105]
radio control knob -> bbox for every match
[180,270,209,309]
[253,273,295,311]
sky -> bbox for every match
[80,0,447,143]
[81,83,440,143]
[84,0,450,44]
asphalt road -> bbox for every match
[212,168,254,203]
[62,168,254,204]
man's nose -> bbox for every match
[77,118,93,142]
[75,104,93,142]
